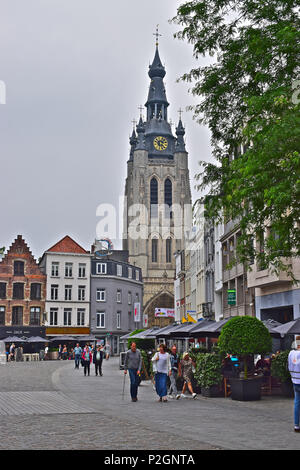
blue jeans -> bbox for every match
[74,355,81,368]
[155,372,168,398]
[128,369,139,399]
[168,370,178,396]
[293,384,300,427]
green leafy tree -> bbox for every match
[172,0,300,275]
[218,316,272,378]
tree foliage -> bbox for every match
[218,316,272,356]
[172,0,300,275]
[194,352,223,388]
[270,350,291,382]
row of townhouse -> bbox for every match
[174,201,300,326]
[0,235,143,354]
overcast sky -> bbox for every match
[0,0,212,259]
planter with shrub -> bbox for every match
[218,316,272,401]
[194,352,223,397]
[271,350,294,397]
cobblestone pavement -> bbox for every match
[0,359,299,450]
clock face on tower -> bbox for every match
[153,136,168,151]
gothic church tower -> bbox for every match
[123,37,191,326]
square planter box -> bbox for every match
[229,376,263,401]
[49,351,58,360]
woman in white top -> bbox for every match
[152,343,171,402]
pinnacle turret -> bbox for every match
[175,118,187,152]
[135,117,146,150]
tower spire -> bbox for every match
[153,24,162,48]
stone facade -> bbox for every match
[248,253,300,323]
[220,220,255,318]
[123,44,192,327]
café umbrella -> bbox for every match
[26,336,48,343]
[128,328,158,339]
[262,319,282,337]
[73,335,97,342]
[273,318,300,337]
[174,319,215,338]
[2,336,28,343]
[190,318,230,337]
[50,336,77,342]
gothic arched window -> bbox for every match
[152,238,158,263]
[164,178,172,218]
[150,177,158,218]
[166,238,172,263]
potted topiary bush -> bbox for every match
[218,316,272,401]
[271,350,294,397]
[194,352,223,397]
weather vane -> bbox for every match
[153,24,162,47]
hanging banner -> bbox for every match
[155,308,175,318]
[134,303,141,322]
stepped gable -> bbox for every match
[46,235,88,254]
[0,235,45,276]
[6,234,36,259]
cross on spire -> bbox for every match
[153,24,162,47]
[138,105,144,118]
[132,119,137,129]
[178,107,183,121]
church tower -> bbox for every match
[123,33,192,327]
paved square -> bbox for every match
[0,358,298,450]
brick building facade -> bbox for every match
[0,235,46,339]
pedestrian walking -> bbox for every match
[9,343,15,361]
[81,345,92,376]
[74,343,82,369]
[93,345,104,376]
[58,344,63,360]
[152,343,171,402]
[105,342,111,360]
[124,342,142,402]
[288,337,300,432]
[179,352,197,399]
[69,347,74,360]
[62,345,68,360]
[168,345,181,399]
